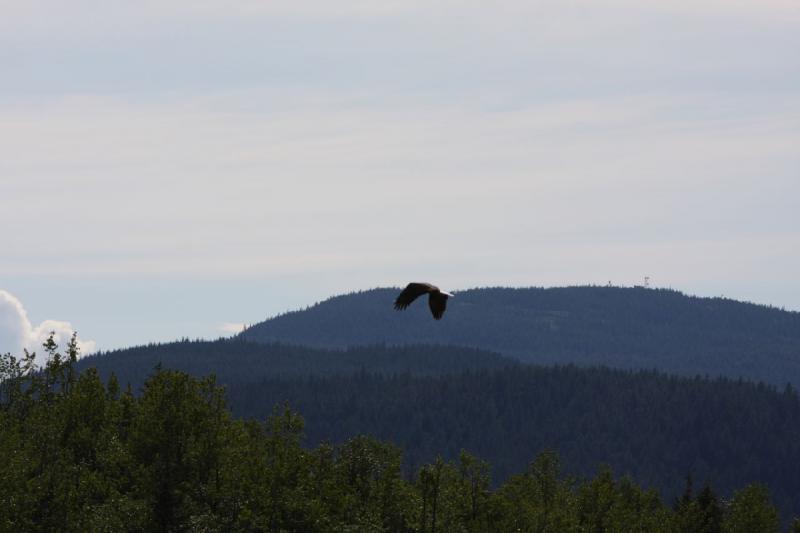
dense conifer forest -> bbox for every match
[227,366,800,519]
[75,337,800,524]
[77,340,516,386]
[2,337,798,531]
[239,286,800,387]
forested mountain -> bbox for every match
[240,286,800,387]
[77,340,517,389]
[2,346,793,531]
[73,338,800,521]
[226,365,800,522]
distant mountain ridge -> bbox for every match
[239,286,800,387]
[76,340,517,390]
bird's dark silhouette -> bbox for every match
[394,282,454,320]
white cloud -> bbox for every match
[0,290,96,366]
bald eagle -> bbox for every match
[394,282,454,320]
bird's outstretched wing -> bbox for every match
[394,282,436,310]
[428,291,448,320]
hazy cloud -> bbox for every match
[219,322,245,335]
[1,90,796,282]
[0,290,96,365]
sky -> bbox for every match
[1,0,799,357]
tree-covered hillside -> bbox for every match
[72,338,800,521]
[226,365,800,522]
[77,340,517,388]
[239,286,800,387]
[1,341,795,531]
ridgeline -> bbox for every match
[240,286,800,387]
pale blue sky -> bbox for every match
[2,1,799,354]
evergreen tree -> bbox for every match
[723,484,780,533]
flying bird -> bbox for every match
[394,282,454,320]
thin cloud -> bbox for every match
[1,90,796,281]
[219,322,245,334]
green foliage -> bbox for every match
[494,451,580,532]
[723,484,780,533]
[128,371,230,530]
[1,337,796,531]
